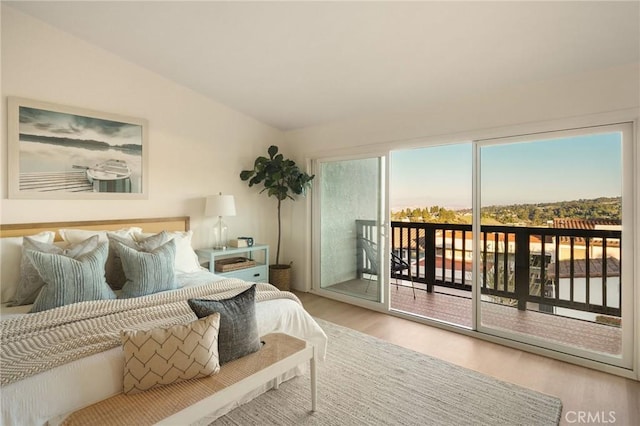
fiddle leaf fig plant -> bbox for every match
[240,145,314,266]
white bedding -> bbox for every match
[0,271,327,426]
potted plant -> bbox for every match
[240,145,314,291]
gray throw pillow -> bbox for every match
[116,239,178,299]
[11,235,100,306]
[106,231,170,290]
[187,284,261,364]
[27,242,116,313]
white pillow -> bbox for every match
[133,230,201,273]
[0,231,55,304]
[58,227,142,244]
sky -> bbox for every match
[390,132,622,211]
[19,106,141,147]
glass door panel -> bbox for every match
[477,124,634,368]
[389,144,473,327]
[316,156,386,304]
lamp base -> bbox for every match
[213,217,229,250]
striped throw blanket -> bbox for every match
[0,279,300,386]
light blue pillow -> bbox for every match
[116,239,178,299]
[106,231,170,290]
[27,242,115,313]
[11,235,100,306]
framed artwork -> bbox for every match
[7,97,148,199]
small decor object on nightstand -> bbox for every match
[239,236,254,247]
[229,239,248,248]
[205,193,236,249]
[229,237,254,248]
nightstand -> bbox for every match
[196,244,269,283]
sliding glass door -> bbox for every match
[310,121,635,372]
[313,155,387,306]
[476,123,634,369]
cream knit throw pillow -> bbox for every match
[121,313,221,394]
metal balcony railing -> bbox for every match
[356,220,622,317]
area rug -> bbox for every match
[213,319,563,425]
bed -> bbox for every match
[0,217,328,426]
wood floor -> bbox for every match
[294,291,640,426]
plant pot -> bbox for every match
[269,264,291,291]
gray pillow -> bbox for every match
[11,235,100,306]
[187,284,261,364]
[27,242,116,313]
[106,231,170,290]
[116,239,178,299]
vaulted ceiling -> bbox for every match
[7,1,640,130]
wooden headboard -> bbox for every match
[0,217,190,241]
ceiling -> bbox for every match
[6,1,640,131]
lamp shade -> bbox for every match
[205,194,236,217]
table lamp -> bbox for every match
[205,193,236,249]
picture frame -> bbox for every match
[7,97,149,199]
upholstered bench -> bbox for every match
[62,333,317,426]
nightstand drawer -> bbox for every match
[222,265,269,283]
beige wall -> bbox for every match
[286,63,639,154]
[1,5,284,254]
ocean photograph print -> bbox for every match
[8,97,148,199]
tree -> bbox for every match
[240,145,314,265]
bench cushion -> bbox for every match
[62,333,307,426]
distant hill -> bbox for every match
[392,197,621,226]
[20,133,141,153]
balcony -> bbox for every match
[330,220,623,356]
